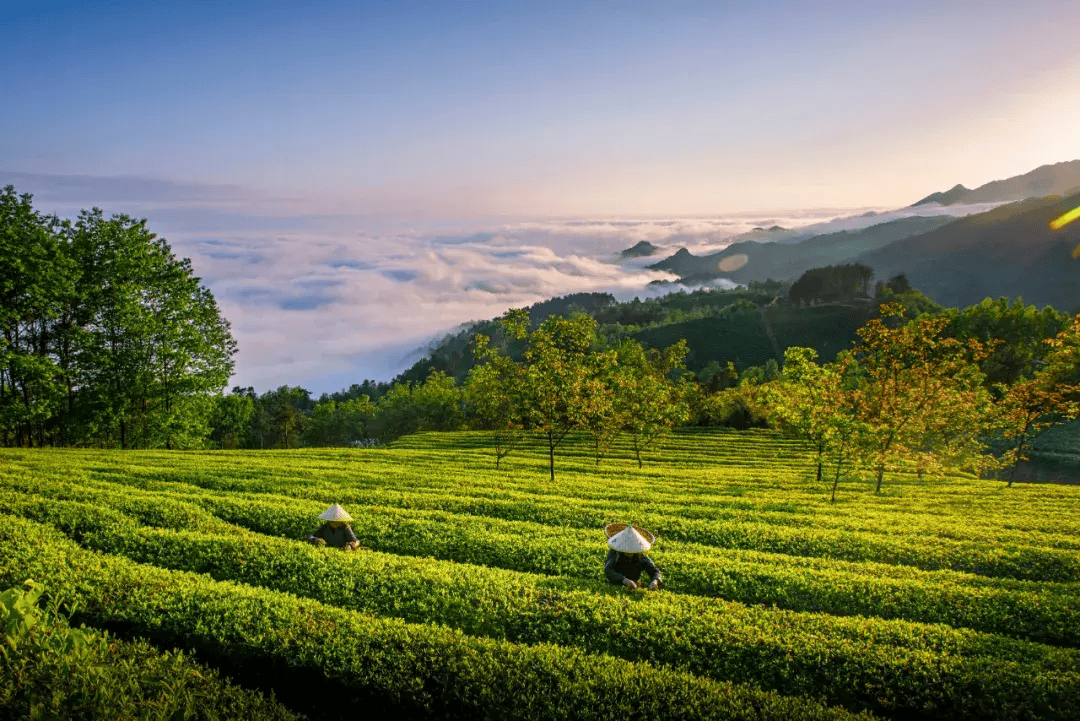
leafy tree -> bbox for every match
[467,322,527,468]
[369,370,465,443]
[0,189,235,449]
[849,304,993,493]
[412,370,466,432]
[63,209,235,448]
[301,396,376,447]
[258,386,311,449]
[611,338,692,468]
[940,297,1071,388]
[209,392,255,449]
[519,312,603,482]
[0,187,74,447]
[993,313,1080,486]
[764,347,858,492]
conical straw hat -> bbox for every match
[606,523,654,552]
[318,504,352,522]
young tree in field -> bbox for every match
[849,304,992,493]
[763,347,857,492]
[467,323,527,468]
[611,338,692,468]
[994,314,1080,487]
[580,352,620,466]
[519,312,603,482]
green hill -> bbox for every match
[857,190,1080,312]
[646,215,956,285]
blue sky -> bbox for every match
[7,0,1080,215]
[3,1,1079,390]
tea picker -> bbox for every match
[308,504,363,550]
[604,523,661,590]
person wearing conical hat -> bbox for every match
[307,504,361,550]
[604,524,661,590]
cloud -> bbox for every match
[8,171,1005,393]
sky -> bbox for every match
[4,0,1080,392]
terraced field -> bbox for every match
[2,428,1078,720]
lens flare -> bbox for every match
[717,254,749,272]
[1050,205,1080,231]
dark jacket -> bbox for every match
[311,523,359,548]
[604,549,661,585]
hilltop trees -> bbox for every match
[789,264,873,306]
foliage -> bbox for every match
[789,264,874,306]
[467,323,528,467]
[517,312,612,480]
[0,186,236,449]
[0,579,299,720]
[940,297,1072,387]
[763,348,859,500]
[993,313,1080,485]
[610,339,693,467]
[3,434,1080,719]
[849,304,995,492]
[0,514,871,721]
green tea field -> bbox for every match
[2,428,1079,720]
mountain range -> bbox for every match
[911,160,1080,206]
[638,160,1080,312]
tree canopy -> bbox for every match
[0,187,236,448]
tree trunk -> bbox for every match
[816,442,823,484]
[831,453,843,503]
[875,466,884,494]
[120,420,127,450]
[1008,428,1027,488]
[548,430,556,483]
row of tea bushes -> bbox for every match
[4,480,1078,649]
[0,579,300,720]
[0,514,874,721]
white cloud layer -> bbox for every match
[7,172,1007,393]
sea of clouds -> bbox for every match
[2,171,1005,394]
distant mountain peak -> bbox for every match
[910,160,1080,208]
[619,240,660,258]
[912,184,970,207]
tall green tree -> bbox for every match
[64,209,236,448]
[0,187,75,447]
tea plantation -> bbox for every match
[2,428,1078,720]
